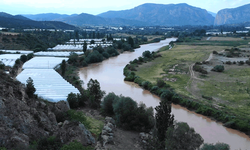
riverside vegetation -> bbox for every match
[123,35,250,137]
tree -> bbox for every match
[20,54,27,63]
[101,92,119,116]
[142,50,152,58]
[127,36,134,48]
[90,40,95,44]
[83,41,87,53]
[155,100,174,142]
[26,77,36,98]
[200,142,230,150]
[165,122,204,150]
[67,92,79,109]
[87,78,105,109]
[60,60,66,76]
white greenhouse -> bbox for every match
[16,69,80,102]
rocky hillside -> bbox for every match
[0,71,95,149]
[98,3,215,26]
[214,3,250,25]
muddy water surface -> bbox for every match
[79,38,250,150]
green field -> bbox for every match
[135,37,250,119]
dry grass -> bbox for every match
[209,37,244,41]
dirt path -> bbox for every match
[189,63,204,81]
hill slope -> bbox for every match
[214,3,250,25]
[0,12,77,29]
[98,3,215,26]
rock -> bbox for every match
[105,117,115,125]
[103,126,112,133]
[58,121,95,146]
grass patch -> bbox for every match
[136,44,230,97]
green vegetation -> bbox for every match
[61,141,93,150]
[25,77,36,98]
[165,122,204,150]
[155,99,174,142]
[200,142,230,150]
[123,36,250,135]
[101,93,154,132]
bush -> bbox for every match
[200,142,230,150]
[67,110,90,129]
[213,51,218,54]
[142,51,152,58]
[106,46,119,56]
[160,90,174,101]
[102,52,110,59]
[212,65,224,72]
[150,86,159,94]
[37,136,62,150]
[157,79,166,88]
[20,54,28,63]
[86,50,103,63]
[67,92,79,109]
[101,92,119,116]
[142,81,152,90]
[61,141,93,150]
[113,96,138,129]
[113,95,154,131]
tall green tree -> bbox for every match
[60,60,66,76]
[87,78,105,109]
[83,41,87,53]
[165,122,204,150]
[26,77,36,98]
[155,100,174,142]
[127,36,134,48]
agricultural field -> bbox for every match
[135,37,250,118]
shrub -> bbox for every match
[160,90,174,101]
[150,86,159,94]
[142,81,152,90]
[67,110,90,129]
[61,141,93,150]
[212,65,224,72]
[102,52,109,59]
[20,54,28,63]
[67,92,79,109]
[106,46,119,56]
[200,142,230,150]
[213,51,218,54]
[157,79,166,88]
[142,50,152,58]
[101,92,119,116]
[86,50,103,63]
[37,136,62,150]
[113,96,138,130]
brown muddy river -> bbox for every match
[79,38,250,150]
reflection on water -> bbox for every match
[79,38,250,150]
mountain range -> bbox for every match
[0,12,77,29]
[1,3,250,28]
[214,3,250,25]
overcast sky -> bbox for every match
[0,0,249,15]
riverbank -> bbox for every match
[124,37,250,136]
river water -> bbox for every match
[79,38,250,150]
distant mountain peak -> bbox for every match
[98,3,214,26]
[214,3,250,25]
